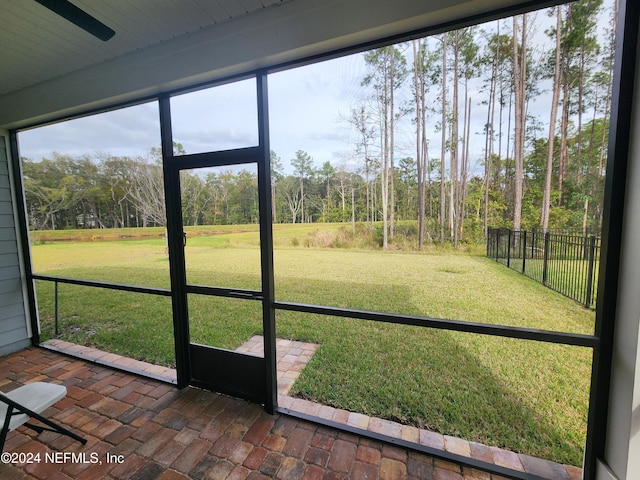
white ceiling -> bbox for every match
[0,0,285,97]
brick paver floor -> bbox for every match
[0,347,514,480]
[24,340,583,480]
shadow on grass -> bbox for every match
[285,312,587,466]
[274,273,589,466]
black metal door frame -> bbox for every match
[159,73,277,412]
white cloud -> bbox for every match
[19,101,160,160]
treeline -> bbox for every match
[22,143,261,230]
[22,0,613,248]
[23,149,167,230]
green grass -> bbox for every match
[31,224,594,466]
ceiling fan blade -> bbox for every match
[35,0,115,41]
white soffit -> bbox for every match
[0,0,283,97]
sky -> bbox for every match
[17,47,494,176]
[18,53,370,173]
[17,2,613,179]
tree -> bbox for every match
[347,105,376,223]
[363,45,409,248]
[180,171,209,226]
[22,155,78,230]
[512,14,528,232]
[271,150,283,223]
[318,161,336,221]
[230,169,259,224]
[439,33,448,244]
[102,156,137,228]
[203,171,234,224]
[411,38,439,248]
[480,28,502,239]
[333,164,361,231]
[279,176,303,223]
[129,156,166,227]
[449,30,460,246]
[541,6,563,231]
[291,150,315,223]
[562,0,604,225]
[457,27,480,244]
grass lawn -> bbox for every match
[31,224,594,466]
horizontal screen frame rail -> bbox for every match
[186,284,262,300]
[166,146,261,169]
[31,274,172,297]
[29,274,598,348]
[274,301,599,348]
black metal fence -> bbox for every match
[487,228,600,309]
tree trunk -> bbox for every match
[300,177,304,224]
[413,40,426,250]
[440,34,447,245]
[558,73,570,206]
[450,30,459,247]
[483,32,498,241]
[558,4,572,206]
[381,70,389,249]
[390,51,396,241]
[541,7,562,231]
[512,14,527,232]
[577,43,585,185]
[460,96,471,241]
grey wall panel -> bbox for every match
[0,329,29,349]
[0,202,15,215]
[0,313,28,334]
[0,266,21,281]
[0,278,22,294]
[0,134,29,356]
[0,228,17,242]
[0,240,19,255]
[0,253,19,268]
[0,303,27,323]
[0,188,12,202]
